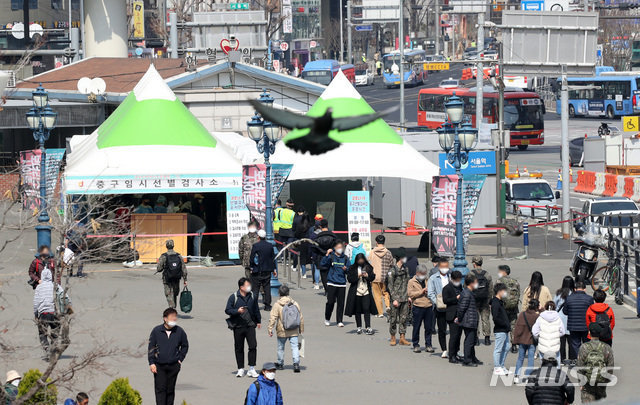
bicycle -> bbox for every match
[591,244,624,305]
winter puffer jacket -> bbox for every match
[525,365,575,405]
[532,310,565,354]
[456,288,478,329]
[562,291,594,332]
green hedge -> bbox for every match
[17,369,57,405]
[98,378,142,405]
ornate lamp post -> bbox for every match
[436,93,477,275]
[26,84,57,249]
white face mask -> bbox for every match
[452,281,461,287]
[166,320,177,328]
[11,379,20,387]
[335,248,344,255]
[501,291,508,299]
[244,285,252,293]
[264,372,276,380]
[472,283,479,290]
[401,257,408,264]
[497,272,504,279]
[439,267,449,274]
[248,227,257,233]
[417,274,427,281]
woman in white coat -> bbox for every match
[532,300,565,365]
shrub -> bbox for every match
[98,378,142,405]
[17,369,57,405]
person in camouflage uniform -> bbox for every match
[577,322,615,403]
[497,265,521,353]
[238,221,260,279]
[387,260,410,346]
[471,256,493,346]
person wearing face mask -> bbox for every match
[239,221,260,279]
[470,256,493,347]
[345,253,378,335]
[226,278,262,378]
[367,235,393,317]
[386,253,410,345]
[250,230,277,311]
[3,370,21,403]
[244,362,283,405]
[29,245,58,288]
[443,271,464,364]
[427,257,451,358]
[408,264,434,353]
[148,308,189,405]
[321,241,350,327]
[456,273,483,367]
[497,265,521,353]
[491,283,511,375]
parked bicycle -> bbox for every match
[591,236,624,305]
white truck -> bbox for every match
[505,176,559,221]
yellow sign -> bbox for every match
[423,62,450,71]
[623,116,640,132]
[132,0,145,39]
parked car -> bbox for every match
[439,78,459,89]
[355,67,374,86]
[581,197,640,224]
[595,210,640,240]
[483,49,498,60]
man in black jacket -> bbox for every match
[225,277,262,378]
[249,230,277,310]
[491,283,511,375]
[525,352,575,405]
[312,219,337,292]
[443,270,463,364]
[562,280,594,361]
[148,308,189,405]
[456,273,482,367]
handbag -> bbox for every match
[523,312,538,346]
[436,293,447,310]
[179,286,192,313]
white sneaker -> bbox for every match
[502,367,512,375]
[291,266,297,272]
[441,350,448,359]
[337,322,345,328]
[493,367,506,376]
[324,320,331,326]
[236,369,245,378]
[313,284,320,290]
[513,376,520,384]
[247,369,259,378]
[302,274,307,279]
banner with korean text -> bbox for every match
[347,191,372,251]
[431,175,458,257]
[226,188,251,259]
[242,164,293,230]
[19,148,66,211]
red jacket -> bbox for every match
[585,303,615,339]
[29,257,58,285]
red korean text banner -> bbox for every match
[431,175,458,257]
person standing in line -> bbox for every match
[156,240,187,309]
[321,241,349,327]
[525,352,575,405]
[367,235,393,317]
[554,275,574,364]
[427,257,450,357]
[585,289,615,346]
[268,285,304,373]
[250,230,277,311]
[148,308,189,405]
[277,200,296,246]
[562,280,594,363]
[345,232,367,265]
[456,273,482,367]
[470,256,493,346]
[344,253,378,335]
[513,298,540,383]
[273,200,283,243]
[497,265,521,353]
[408,265,434,353]
[428,255,441,277]
[532,301,565,365]
[443,270,464,364]
[292,206,312,277]
[239,221,260,279]
[522,271,553,311]
[225,278,262,378]
[313,220,337,292]
[576,322,615,403]
[307,214,325,289]
[33,268,59,361]
[243,362,284,405]
[491,283,511,375]
[3,370,21,404]
[387,255,410,346]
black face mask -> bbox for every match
[40,253,49,258]
[357,262,365,267]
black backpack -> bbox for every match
[162,253,183,282]
[244,380,280,405]
[472,270,490,301]
[594,307,612,340]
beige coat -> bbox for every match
[268,296,305,338]
[407,276,432,308]
[521,285,553,311]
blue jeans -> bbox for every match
[493,332,510,368]
[515,344,536,376]
[193,226,206,258]
[277,336,300,365]
[314,264,320,284]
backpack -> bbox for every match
[349,244,366,265]
[282,301,301,330]
[472,270,490,301]
[594,307,612,341]
[580,342,609,384]
[244,380,280,405]
[503,277,521,310]
[162,253,183,282]
[316,234,336,251]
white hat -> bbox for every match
[257,229,266,238]
[6,370,21,383]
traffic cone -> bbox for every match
[556,169,563,189]
[570,168,574,183]
[516,166,520,177]
[405,211,419,236]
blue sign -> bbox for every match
[521,0,544,10]
[355,25,373,31]
[439,151,496,175]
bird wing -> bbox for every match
[248,99,315,129]
[285,133,341,155]
[331,106,398,131]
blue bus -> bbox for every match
[556,73,640,119]
[382,49,427,88]
[301,59,355,85]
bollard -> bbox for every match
[567,210,574,252]
[287,250,292,285]
[542,206,551,256]
[271,244,282,297]
[296,260,301,289]
[523,222,529,259]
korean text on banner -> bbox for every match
[242,164,293,230]
[431,175,458,257]
[19,149,66,211]
[347,191,372,251]
[132,0,145,39]
[462,174,486,248]
[226,189,251,259]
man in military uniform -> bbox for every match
[239,220,260,278]
[577,322,615,403]
[470,256,493,346]
[497,265,521,353]
[156,239,187,309]
[387,259,410,346]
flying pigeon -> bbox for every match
[248,99,396,155]
[485,219,524,237]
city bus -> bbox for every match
[417,86,546,150]
[301,59,356,85]
[382,49,427,88]
[556,74,640,119]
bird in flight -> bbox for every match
[485,219,524,237]
[248,99,395,155]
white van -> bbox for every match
[505,177,559,220]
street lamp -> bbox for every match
[246,88,283,244]
[436,93,477,275]
[26,84,57,250]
